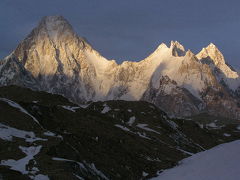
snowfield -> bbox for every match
[0,123,46,142]
[151,140,240,180]
[101,103,111,114]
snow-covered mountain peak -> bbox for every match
[196,43,238,76]
[39,15,73,32]
[36,15,77,43]
[196,43,225,65]
[146,43,171,60]
[157,43,168,49]
[40,15,70,27]
[151,43,169,54]
[196,44,240,90]
[185,49,195,58]
[170,41,186,57]
[206,42,217,48]
[170,41,185,50]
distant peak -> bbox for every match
[157,43,168,49]
[41,15,65,22]
[198,43,222,58]
[170,41,185,57]
[151,43,168,54]
[196,43,226,66]
[39,15,71,26]
[205,43,219,51]
[32,15,77,43]
[198,43,222,57]
[170,41,185,50]
[185,49,194,57]
[13,15,89,61]
[39,15,73,32]
[207,42,216,48]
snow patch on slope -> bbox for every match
[52,157,109,180]
[0,123,46,142]
[0,145,42,175]
[115,124,131,132]
[136,124,160,134]
[0,98,41,125]
[101,103,111,113]
[61,105,80,112]
[127,116,136,126]
[34,174,50,180]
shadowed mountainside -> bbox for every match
[0,85,240,179]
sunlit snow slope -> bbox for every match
[151,140,240,180]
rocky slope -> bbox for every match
[0,15,239,119]
[0,85,240,180]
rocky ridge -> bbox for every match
[0,85,240,180]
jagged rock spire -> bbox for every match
[197,43,239,89]
[170,41,186,57]
[196,43,225,65]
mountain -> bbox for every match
[196,43,240,94]
[0,85,240,179]
[0,15,239,119]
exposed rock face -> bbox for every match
[170,40,186,56]
[196,43,240,90]
[0,55,37,88]
[9,16,118,103]
[0,16,239,119]
[142,75,203,117]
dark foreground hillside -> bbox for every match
[0,86,239,180]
